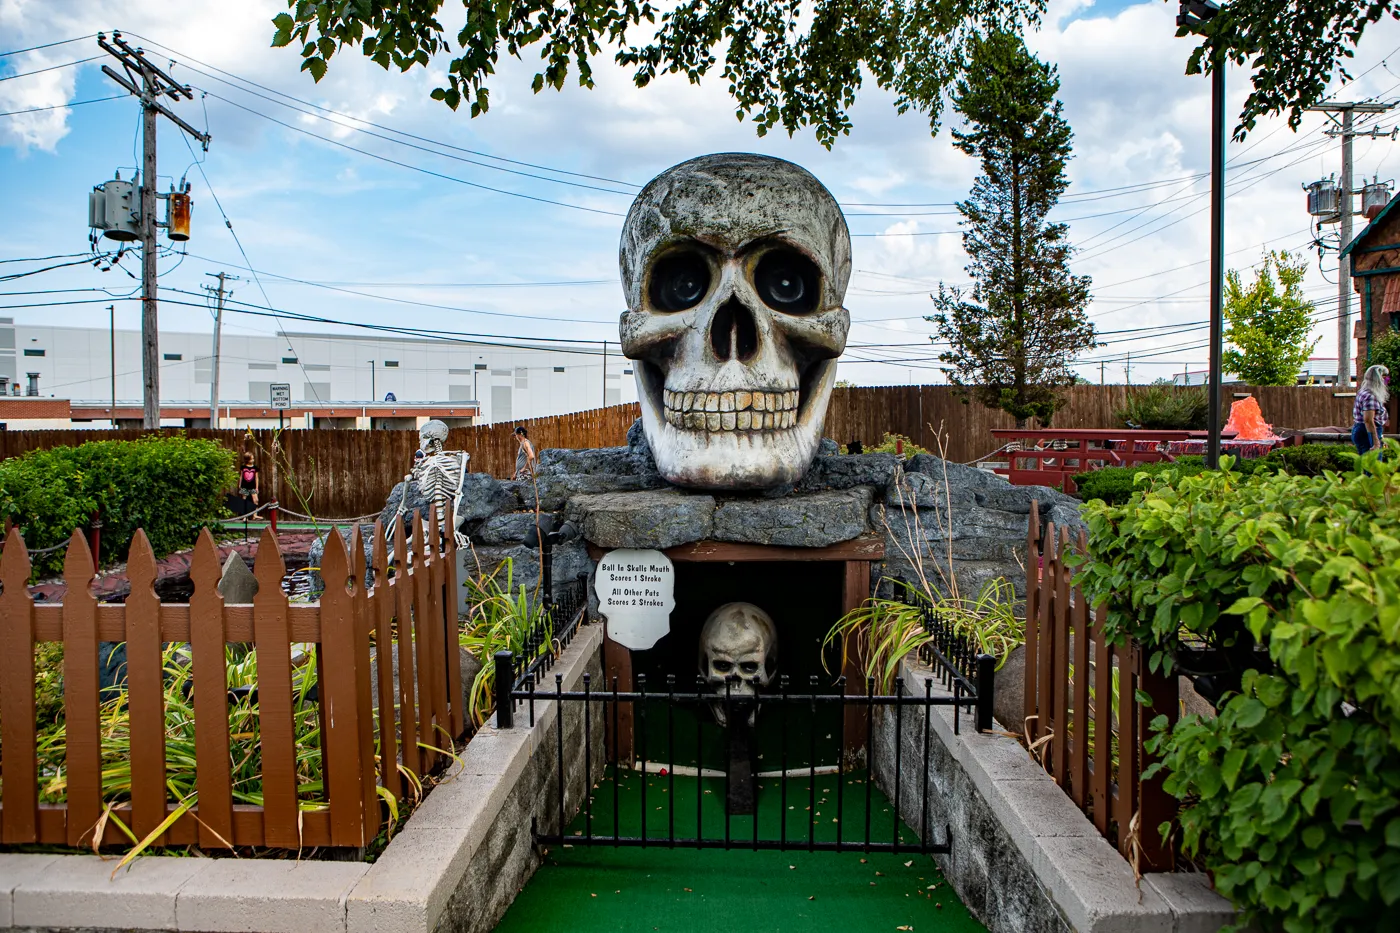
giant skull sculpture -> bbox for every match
[698,602,779,727]
[620,153,851,489]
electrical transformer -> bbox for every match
[88,173,140,241]
[1362,177,1392,220]
[166,187,192,241]
[1305,176,1341,222]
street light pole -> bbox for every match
[1179,0,1225,468]
[368,359,376,401]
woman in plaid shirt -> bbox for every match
[1353,364,1390,455]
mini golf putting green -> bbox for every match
[495,769,985,933]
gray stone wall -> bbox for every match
[430,650,606,933]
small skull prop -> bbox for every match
[418,419,448,457]
[698,602,778,727]
[620,153,851,489]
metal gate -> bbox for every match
[495,608,995,856]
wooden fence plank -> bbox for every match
[411,513,436,773]
[393,515,419,779]
[1052,528,1071,785]
[1091,606,1112,836]
[426,509,449,746]
[442,523,464,739]
[1115,644,1139,855]
[1036,522,1057,749]
[1023,501,1040,738]
[190,530,234,848]
[61,530,101,847]
[319,528,367,847]
[371,522,401,802]
[0,528,38,843]
[350,524,379,842]
[1137,657,1179,871]
[252,527,300,848]
[1070,535,1090,809]
[126,531,167,844]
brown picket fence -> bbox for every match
[0,510,463,850]
[1022,502,1179,871]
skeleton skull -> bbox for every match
[419,419,448,456]
[620,153,851,489]
[698,602,778,727]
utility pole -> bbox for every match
[368,360,376,401]
[108,305,116,426]
[601,340,608,408]
[1305,102,1396,386]
[97,32,209,428]
[202,272,237,427]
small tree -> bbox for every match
[928,31,1096,427]
[1221,251,1318,385]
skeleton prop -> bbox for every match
[698,602,778,727]
[396,419,470,548]
[620,153,852,489]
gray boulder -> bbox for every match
[516,445,668,511]
[473,511,555,546]
[567,489,715,550]
[217,552,259,604]
[711,487,873,547]
[797,453,899,492]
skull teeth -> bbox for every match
[662,388,800,432]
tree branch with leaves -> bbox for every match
[1221,250,1319,386]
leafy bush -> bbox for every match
[1072,445,1355,504]
[1255,442,1355,477]
[1074,450,1400,931]
[1073,456,1208,504]
[856,432,930,456]
[0,435,236,577]
[1114,384,1210,430]
[1366,329,1400,379]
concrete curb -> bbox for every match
[891,657,1236,933]
[0,624,605,933]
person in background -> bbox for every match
[1353,363,1390,456]
[846,439,864,455]
[236,452,260,515]
[514,425,537,480]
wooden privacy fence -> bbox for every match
[0,510,463,850]
[1022,502,1179,871]
[0,385,1361,517]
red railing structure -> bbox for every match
[1022,502,1178,871]
[990,428,1203,493]
[0,511,462,851]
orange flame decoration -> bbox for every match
[1224,396,1279,441]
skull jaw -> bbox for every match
[707,680,763,728]
[634,358,838,489]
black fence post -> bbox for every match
[975,653,996,733]
[496,650,515,729]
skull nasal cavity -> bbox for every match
[709,299,759,362]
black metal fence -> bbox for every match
[495,661,994,855]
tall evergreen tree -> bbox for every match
[928,31,1095,427]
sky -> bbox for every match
[3,0,1400,389]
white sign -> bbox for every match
[270,383,292,409]
[594,548,676,651]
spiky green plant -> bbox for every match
[459,555,552,725]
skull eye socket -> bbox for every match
[712,660,734,673]
[649,251,712,312]
[754,249,820,314]
[739,661,760,675]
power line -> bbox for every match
[0,95,125,118]
[0,55,101,82]
[0,35,96,59]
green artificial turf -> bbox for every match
[495,769,986,933]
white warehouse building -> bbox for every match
[0,318,637,428]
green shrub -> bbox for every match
[1366,329,1400,378]
[0,435,235,577]
[1072,456,1207,504]
[1074,449,1400,931]
[1255,442,1355,477]
[1114,384,1210,430]
[856,432,930,457]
